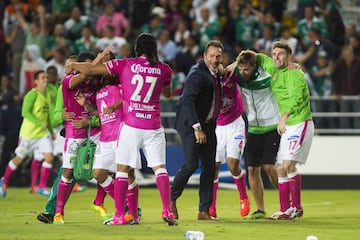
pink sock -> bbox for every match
[56,178,72,215]
[288,173,302,209]
[155,169,171,211]
[278,178,290,212]
[30,159,41,189]
[3,161,17,185]
[93,184,107,206]
[102,178,114,199]
[39,162,52,188]
[114,175,128,217]
[127,183,139,218]
[210,180,218,210]
[233,172,248,200]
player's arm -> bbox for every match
[66,46,112,75]
[68,60,110,76]
[74,91,98,116]
[103,99,123,114]
[92,45,113,65]
[278,112,290,135]
[52,86,65,126]
[162,85,171,98]
[162,66,172,98]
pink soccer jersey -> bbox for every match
[96,84,123,142]
[105,57,171,129]
[216,74,245,126]
[62,74,100,138]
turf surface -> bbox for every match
[0,187,359,240]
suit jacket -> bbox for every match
[175,59,221,132]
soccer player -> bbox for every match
[36,55,90,224]
[0,70,54,197]
[226,50,280,220]
[30,66,62,195]
[52,52,101,224]
[209,71,249,219]
[68,33,176,226]
[267,41,314,219]
[76,50,141,223]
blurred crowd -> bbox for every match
[0,0,360,133]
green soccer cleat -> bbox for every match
[91,204,112,220]
[244,210,266,220]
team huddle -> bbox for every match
[0,34,314,226]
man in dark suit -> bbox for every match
[171,40,223,220]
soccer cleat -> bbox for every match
[240,199,250,217]
[36,188,51,197]
[30,186,39,194]
[103,215,128,225]
[53,213,64,224]
[124,213,140,225]
[266,207,295,220]
[137,206,142,220]
[0,177,7,198]
[72,183,87,192]
[162,209,177,226]
[266,211,289,220]
[91,204,112,220]
[37,212,54,224]
[124,205,142,220]
[244,210,266,220]
[209,207,218,220]
[290,207,304,219]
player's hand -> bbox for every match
[62,108,75,121]
[75,91,86,106]
[71,116,89,128]
[277,115,287,135]
[225,62,237,78]
[103,106,114,114]
[288,62,302,70]
[194,129,207,144]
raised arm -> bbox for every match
[37,5,47,35]
[14,6,28,31]
[67,62,109,76]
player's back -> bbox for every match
[106,57,172,130]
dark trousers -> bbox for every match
[171,122,216,212]
[0,135,18,177]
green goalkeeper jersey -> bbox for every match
[19,88,52,138]
[47,82,61,128]
[270,68,313,125]
[52,85,101,129]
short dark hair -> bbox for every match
[68,55,78,62]
[46,65,57,73]
[77,52,95,62]
[204,40,224,53]
[34,70,45,80]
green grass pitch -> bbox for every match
[1,187,360,240]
